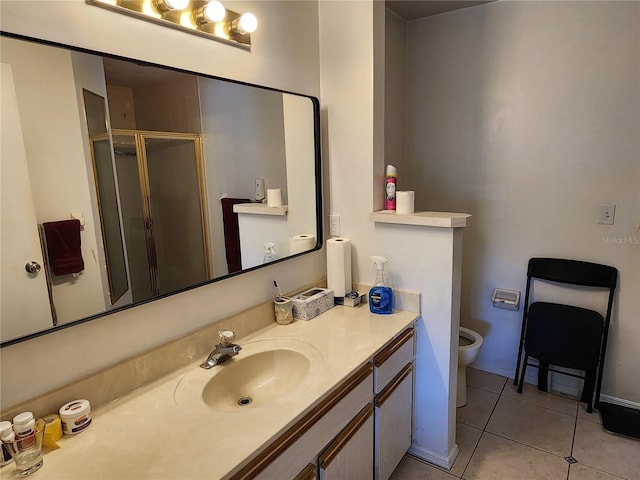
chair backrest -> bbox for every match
[527,258,617,290]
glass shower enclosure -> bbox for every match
[92,129,211,304]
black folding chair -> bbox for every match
[514,258,617,413]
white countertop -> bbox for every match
[5,306,417,480]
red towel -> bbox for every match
[42,219,84,276]
[220,198,251,274]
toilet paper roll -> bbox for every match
[327,237,352,297]
[396,191,415,214]
[290,234,316,255]
[267,188,283,207]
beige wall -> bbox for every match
[0,38,108,325]
[401,1,640,403]
[320,0,461,467]
[385,8,407,179]
[0,0,323,408]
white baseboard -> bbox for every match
[600,394,640,410]
[407,443,459,470]
[471,364,639,409]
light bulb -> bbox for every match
[237,12,257,34]
[157,0,189,11]
[203,1,226,22]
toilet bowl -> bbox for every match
[458,327,483,408]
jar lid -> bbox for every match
[12,412,33,425]
[59,399,90,418]
[0,421,12,434]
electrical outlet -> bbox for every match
[329,214,340,236]
[599,204,616,225]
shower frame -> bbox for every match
[90,129,212,299]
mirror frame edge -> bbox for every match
[0,30,324,349]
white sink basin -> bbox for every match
[174,338,323,412]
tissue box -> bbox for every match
[292,288,334,320]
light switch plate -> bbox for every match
[599,204,616,225]
[329,214,340,236]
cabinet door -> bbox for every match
[319,404,374,480]
[375,364,413,480]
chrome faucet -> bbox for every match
[200,330,242,369]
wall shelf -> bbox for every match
[233,203,288,216]
[370,210,471,228]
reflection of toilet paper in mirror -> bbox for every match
[255,178,265,202]
[267,188,283,207]
[290,234,316,254]
[396,191,415,214]
[327,237,352,297]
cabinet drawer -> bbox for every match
[235,363,373,480]
[374,328,414,394]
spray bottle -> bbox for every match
[385,165,397,211]
[369,256,393,314]
[263,242,275,263]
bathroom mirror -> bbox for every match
[0,32,322,347]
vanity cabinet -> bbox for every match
[373,329,415,480]
[240,363,374,480]
[319,404,374,479]
[232,327,414,480]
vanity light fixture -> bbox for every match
[88,0,257,49]
[153,0,190,13]
[231,12,258,35]
[193,0,226,25]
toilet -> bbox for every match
[458,327,484,408]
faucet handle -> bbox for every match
[218,330,236,346]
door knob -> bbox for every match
[25,261,41,274]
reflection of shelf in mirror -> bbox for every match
[233,204,288,216]
[370,210,471,228]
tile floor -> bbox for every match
[390,368,640,480]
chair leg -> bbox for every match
[582,370,596,414]
[514,344,524,387]
[514,316,528,386]
[517,354,528,393]
[537,361,549,392]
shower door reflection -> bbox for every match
[113,131,210,302]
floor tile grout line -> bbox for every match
[458,429,485,480]
[482,386,578,462]
[455,381,505,479]
[481,429,574,461]
[483,386,503,430]
[567,406,579,480]
[501,389,579,418]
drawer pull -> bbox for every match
[375,364,413,407]
[293,463,317,480]
[319,403,374,470]
[374,328,414,367]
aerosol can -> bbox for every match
[369,256,393,314]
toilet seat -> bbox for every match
[457,326,484,408]
[459,326,483,350]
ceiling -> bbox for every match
[386,1,494,21]
[103,57,185,89]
